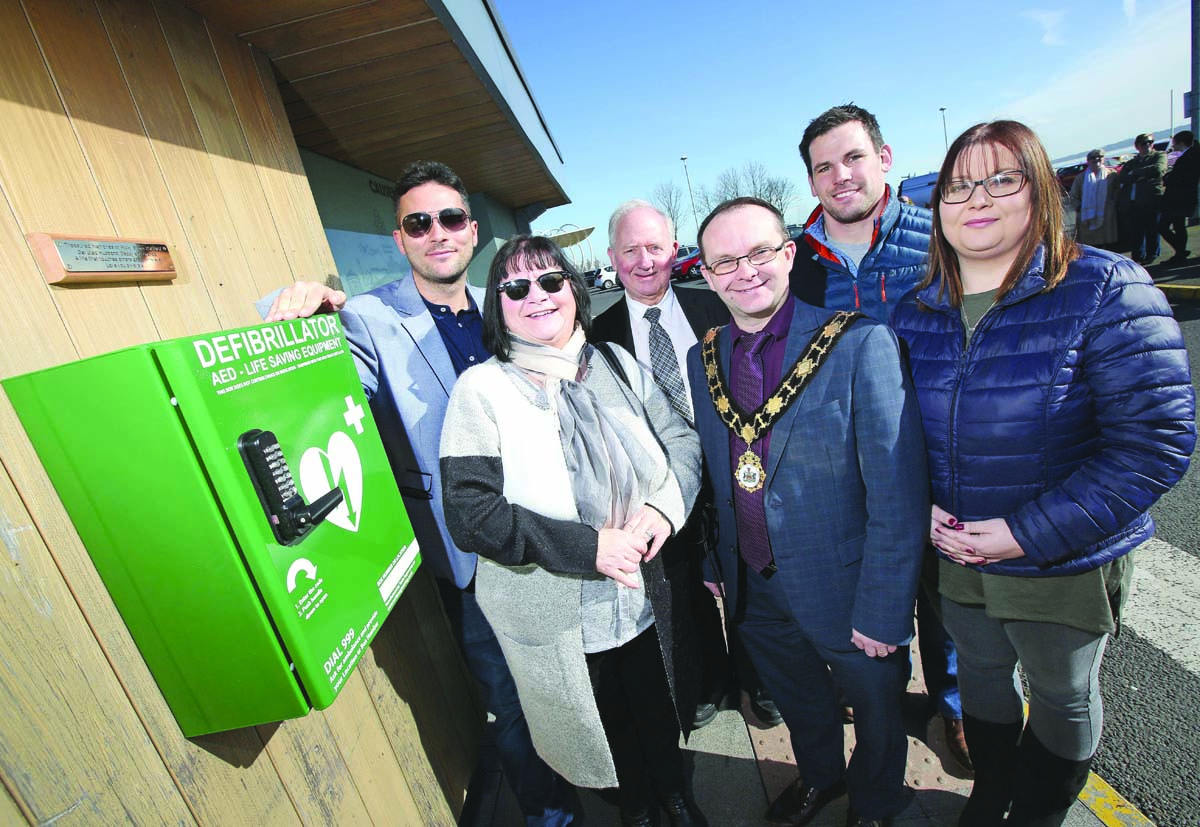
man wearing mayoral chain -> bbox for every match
[685,197,928,827]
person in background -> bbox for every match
[592,199,781,729]
[1117,132,1167,264]
[791,102,969,772]
[262,161,576,827]
[689,197,929,827]
[891,120,1195,827]
[440,235,707,827]
[1159,130,1200,265]
[1068,149,1119,249]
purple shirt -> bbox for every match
[727,294,795,567]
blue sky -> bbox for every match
[492,0,1192,250]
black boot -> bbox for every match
[956,713,1022,827]
[662,791,708,827]
[620,808,658,827]
[1005,727,1092,827]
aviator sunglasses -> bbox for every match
[400,207,471,238]
[496,271,569,301]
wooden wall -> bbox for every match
[0,0,482,823]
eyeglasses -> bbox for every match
[496,271,569,301]
[941,170,1027,204]
[705,241,787,276]
[400,208,471,238]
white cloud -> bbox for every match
[955,0,1187,162]
[1022,9,1067,46]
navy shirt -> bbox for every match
[422,295,488,375]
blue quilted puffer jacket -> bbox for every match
[797,190,932,322]
[891,245,1195,576]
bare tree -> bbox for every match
[650,181,687,237]
[757,174,799,219]
[743,161,771,198]
[696,162,799,220]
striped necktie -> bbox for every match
[643,306,691,422]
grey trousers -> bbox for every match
[942,598,1108,760]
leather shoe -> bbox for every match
[692,701,719,729]
[663,792,708,827]
[620,808,657,827]
[844,808,893,826]
[943,716,973,773]
[749,689,784,727]
[765,777,846,827]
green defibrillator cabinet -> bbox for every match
[4,315,419,736]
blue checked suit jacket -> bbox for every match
[685,299,929,648]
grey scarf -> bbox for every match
[508,329,659,531]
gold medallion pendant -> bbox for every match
[701,311,863,495]
[736,450,765,493]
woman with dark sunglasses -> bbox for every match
[440,235,708,827]
[890,121,1195,827]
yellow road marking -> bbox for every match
[1080,772,1156,826]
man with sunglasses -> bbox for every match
[688,197,927,827]
[263,160,576,827]
[790,104,972,776]
[592,200,781,732]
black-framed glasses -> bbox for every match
[496,271,569,301]
[705,240,787,276]
[941,170,1027,204]
[400,208,471,238]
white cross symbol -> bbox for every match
[342,395,365,434]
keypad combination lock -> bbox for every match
[238,429,343,545]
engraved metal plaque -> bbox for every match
[55,239,173,273]
[27,233,177,284]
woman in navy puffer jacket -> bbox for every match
[891,121,1195,827]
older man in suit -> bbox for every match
[592,200,780,730]
[686,197,928,827]
[263,161,575,827]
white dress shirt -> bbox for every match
[623,287,697,419]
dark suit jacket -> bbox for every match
[591,285,729,558]
[1164,146,1200,216]
[686,300,929,648]
[591,286,730,353]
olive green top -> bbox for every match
[939,553,1132,635]
[961,289,996,344]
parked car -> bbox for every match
[672,247,703,280]
[593,265,620,290]
[897,172,938,208]
[1056,163,1088,193]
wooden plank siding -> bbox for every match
[0,0,481,823]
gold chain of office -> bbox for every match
[701,311,863,492]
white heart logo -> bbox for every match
[299,431,363,533]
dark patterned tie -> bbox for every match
[731,330,775,574]
[643,307,691,422]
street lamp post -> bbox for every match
[680,155,699,238]
[939,107,949,152]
